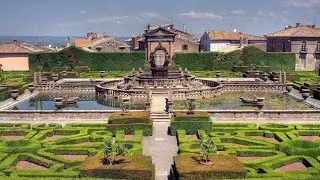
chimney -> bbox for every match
[12,40,17,44]
[169,24,174,30]
[147,24,151,30]
[296,22,301,27]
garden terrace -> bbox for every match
[173,122,320,179]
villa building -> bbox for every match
[265,23,320,71]
[0,41,47,71]
[128,24,200,52]
[75,32,131,52]
[200,30,266,52]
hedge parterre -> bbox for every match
[174,123,320,180]
[0,122,152,179]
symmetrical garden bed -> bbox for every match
[174,123,320,179]
[0,116,153,179]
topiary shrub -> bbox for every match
[259,123,294,132]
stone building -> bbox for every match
[75,32,131,52]
[129,24,199,52]
[200,30,266,52]
[265,23,320,71]
[0,41,47,71]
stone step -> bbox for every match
[152,118,171,122]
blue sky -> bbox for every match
[1,0,319,37]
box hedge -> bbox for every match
[174,46,295,71]
[108,112,150,124]
[29,46,145,72]
[173,155,246,180]
[170,112,212,135]
[80,155,154,180]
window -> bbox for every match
[182,44,188,51]
[301,41,307,52]
[282,41,286,52]
[317,41,320,52]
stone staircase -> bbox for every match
[150,112,171,122]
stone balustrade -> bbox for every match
[0,110,144,122]
[203,109,320,121]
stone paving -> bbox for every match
[143,122,177,180]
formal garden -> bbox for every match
[0,112,154,180]
[0,45,319,179]
[171,112,320,180]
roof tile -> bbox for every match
[207,31,266,41]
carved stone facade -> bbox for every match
[144,26,176,65]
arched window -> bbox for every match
[316,41,320,52]
[301,41,307,52]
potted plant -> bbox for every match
[52,74,59,82]
[301,89,310,100]
[285,83,293,92]
[262,73,269,81]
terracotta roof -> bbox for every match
[206,31,266,41]
[0,43,32,53]
[265,25,320,37]
[74,39,90,47]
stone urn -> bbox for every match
[262,73,269,81]
[301,89,310,100]
[62,71,67,78]
[178,67,182,73]
[215,71,221,78]
[256,97,265,110]
[52,74,59,82]
[285,83,293,92]
[28,84,35,93]
[254,71,260,77]
[10,89,19,100]
[100,71,105,78]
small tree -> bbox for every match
[186,98,196,114]
[199,136,215,165]
[103,139,129,165]
[120,101,131,114]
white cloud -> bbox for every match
[230,10,246,16]
[87,16,129,24]
[80,10,86,15]
[142,12,161,18]
[283,0,320,8]
[180,11,222,20]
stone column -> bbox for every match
[283,72,287,84]
[279,71,282,83]
[145,86,151,112]
[166,86,173,113]
[33,72,38,85]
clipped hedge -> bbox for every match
[259,124,294,132]
[108,112,150,124]
[29,46,145,72]
[174,46,295,71]
[173,155,246,180]
[80,155,154,180]
[171,112,212,135]
[278,140,320,158]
